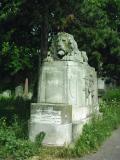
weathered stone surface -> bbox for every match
[29,32,99,146]
[72,117,90,141]
[2,90,11,98]
[37,60,98,122]
[29,103,72,145]
[27,92,33,99]
[29,122,72,146]
[15,85,23,97]
[45,32,83,62]
[97,77,106,102]
[98,78,105,90]
[30,103,72,124]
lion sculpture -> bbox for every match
[46,32,88,63]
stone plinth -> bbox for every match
[37,61,98,122]
[29,103,72,146]
[72,117,90,141]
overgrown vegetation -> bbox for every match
[36,100,120,159]
[103,88,120,102]
[0,116,45,160]
[0,89,120,159]
[28,89,120,160]
[32,89,119,160]
[0,96,46,160]
[59,89,120,158]
[0,96,31,122]
[71,102,120,156]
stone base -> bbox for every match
[29,103,99,146]
[29,122,72,146]
[72,107,90,121]
[29,103,72,146]
[72,117,90,141]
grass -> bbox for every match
[37,100,120,159]
[0,97,44,160]
[0,116,45,160]
[59,101,120,157]
[0,96,31,123]
[0,89,120,159]
[103,88,120,102]
[32,100,120,160]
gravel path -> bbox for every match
[77,126,120,160]
[30,127,120,160]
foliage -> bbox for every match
[0,0,120,83]
[68,0,120,80]
[0,117,44,160]
[1,42,36,75]
[59,96,120,157]
[0,96,45,159]
[0,96,31,121]
[73,102,120,157]
[59,89,120,157]
[33,89,120,159]
[103,88,120,102]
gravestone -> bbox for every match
[27,92,33,100]
[29,32,99,145]
[98,78,105,90]
[98,77,106,101]
[2,90,11,98]
[15,85,23,97]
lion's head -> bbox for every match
[46,32,84,62]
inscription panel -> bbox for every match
[31,107,62,124]
[45,71,64,103]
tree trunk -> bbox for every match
[40,5,49,61]
[37,4,49,102]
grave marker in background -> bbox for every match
[15,85,23,97]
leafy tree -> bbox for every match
[0,0,120,85]
[67,0,120,82]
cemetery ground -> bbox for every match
[31,124,120,160]
[0,89,120,160]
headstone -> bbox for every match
[2,90,11,98]
[29,32,99,145]
[15,85,23,97]
[105,77,117,89]
[98,78,106,100]
[28,92,33,100]
[98,78,105,90]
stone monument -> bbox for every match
[29,32,99,146]
[98,78,105,91]
[15,85,23,97]
[2,90,11,98]
[24,78,29,97]
[98,77,106,101]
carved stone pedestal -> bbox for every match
[29,32,99,146]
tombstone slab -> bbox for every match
[15,85,23,97]
[2,90,11,98]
